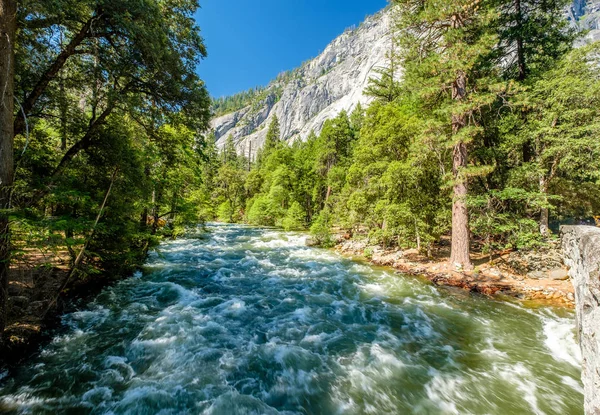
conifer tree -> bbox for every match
[394,0,499,269]
[365,40,403,103]
[263,116,281,155]
[496,0,574,81]
[222,135,239,165]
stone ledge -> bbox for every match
[561,225,600,415]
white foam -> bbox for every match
[497,363,542,414]
[0,223,584,414]
[542,316,581,367]
[424,369,463,414]
[561,375,584,394]
[82,386,113,402]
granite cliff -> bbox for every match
[211,1,599,156]
[210,8,394,156]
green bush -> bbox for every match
[310,208,334,247]
[282,202,306,231]
[247,196,275,226]
[217,201,234,223]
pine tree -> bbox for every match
[222,135,239,165]
[264,115,281,155]
[394,0,500,269]
[496,0,574,81]
[502,45,600,235]
[493,0,575,235]
[365,38,402,102]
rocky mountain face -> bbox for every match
[212,1,598,157]
[211,8,394,157]
[570,0,600,42]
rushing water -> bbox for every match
[0,224,583,414]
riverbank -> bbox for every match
[1,250,130,368]
[335,238,575,308]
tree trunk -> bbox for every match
[450,70,472,270]
[0,0,16,337]
[515,0,527,81]
[450,141,472,269]
[415,218,421,251]
[539,176,550,237]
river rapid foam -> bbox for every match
[0,224,582,414]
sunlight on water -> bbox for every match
[0,224,583,414]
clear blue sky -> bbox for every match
[195,0,389,98]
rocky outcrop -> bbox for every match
[212,1,596,157]
[561,225,600,414]
[572,0,600,43]
[211,7,395,156]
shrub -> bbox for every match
[217,201,234,223]
[310,208,334,247]
[282,202,306,231]
[247,196,275,226]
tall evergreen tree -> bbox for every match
[496,0,574,81]
[263,115,282,155]
[365,39,403,103]
[222,135,239,165]
[394,0,499,269]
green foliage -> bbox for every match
[310,208,334,248]
[247,196,275,226]
[282,202,306,231]
[8,0,211,279]
[217,201,235,223]
[11,0,594,289]
[212,87,267,117]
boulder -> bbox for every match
[547,268,569,281]
[527,270,546,280]
[305,237,319,247]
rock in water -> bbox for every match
[527,271,546,280]
[305,237,319,247]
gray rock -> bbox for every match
[527,271,546,280]
[211,8,395,157]
[561,225,600,414]
[305,237,319,247]
[547,268,569,281]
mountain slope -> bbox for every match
[212,1,595,157]
[211,8,394,157]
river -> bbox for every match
[0,224,583,414]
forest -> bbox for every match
[0,0,211,337]
[201,0,600,266]
[1,0,600,343]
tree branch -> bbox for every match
[14,14,99,137]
